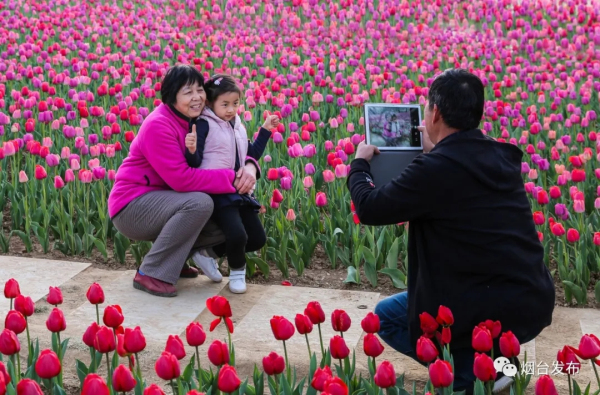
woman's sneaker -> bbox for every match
[192,250,222,282]
[228,268,247,294]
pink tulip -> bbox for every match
[315,192,327,207]
[65,169,75,183]
[335,164,348,178]
[19,171,28,183]
[323,170,335,183]
[54,176,65,189]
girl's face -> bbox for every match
[211,91,240,122]
[174,82,206,118]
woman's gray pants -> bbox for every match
[111,190,225,285]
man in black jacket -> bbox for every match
[347,69,555,394]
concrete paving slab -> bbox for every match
[63,270,227,343]
[231,286,380,367]
[0,256,90,318]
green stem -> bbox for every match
[106,353,111,384]
[17,351,21,381]
[568,374,572,395]
[592,362,600,389]
[135,353,142,382]
[283,340,291,382]
[90,347,96,372]
[304,333,312,358]
[195,346,203,389]
[275,374,280,395]
[57,332,63,387]
[317,324,325,356]
[10,298,13,311]
[170,379,175,394]
[96,304,100,326]
[25,318,31,367]
[486,380,493,395]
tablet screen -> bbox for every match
[365,104,422,150]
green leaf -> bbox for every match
[112,350,120,369]
[280,372,293,395]
[364,260,378,287]
[386,239,400,269]
[239,378,249,395]
[53,382,67,395]
[378,268,407,289]
[595,281,600,303]
[344,266,359,284]
[183,354,195,382]
[253,366,265,395]
[76,359,89,386]
[60,338,70,360]
[563,281,586,305]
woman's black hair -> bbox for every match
[160,64,205,105]
[204,74,242,103]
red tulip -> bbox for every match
[304,301,326,324]
[473,352,497,382]
[428,359,454,388]
[143,384,165,395]
[594,232,600,246]
[499,331,520,358]
[46,307,66,333]
[103,305,124,328]
[94,326,116,354]
[14,295,34,317]
[82,322,100,348]
[270,315,295,341]
[436,306,454,326]
[295,314,313,335]
[549,186,561,199]
[537,190,549,205]
[185,322,206,347]
[331,309,351,333]
[311,366,333,391]
[16,379,43,395]
[262,352,285,376]
[567,228,580,243]
[363,333,384,358]
[86,283,105,305]
[416,336,439,363]
[557,346,581,375]
[35,349,61,379]
[0,329,21,359]
[81,374,110,395]
[361,312,380,333]
[330,335,350,359]
[0,361,10,385]
[551,223,566,236]
[117,334,130,358]
[165,335,186,360]
[124,326,146,354]
[419,312,439,336]
[218,364,241,393]
[0,372,5,395]
[206,296,232,317]
[533,211,545,225]
[4,278,20,299]
[572,169,585,182]
[477,320,501,339]
[570,334,600,360]
[155,351,180,381]
[5,310,26,335]
[324,377,348,395]
[374,361,396,388]
[113,364,137,392]
[47,286,63,306]
[34,165,47,180]
[472,326,493,352]
[535,375,558,395]
[208,340,230,366]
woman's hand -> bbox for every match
[186,124,197,154]
[234,163,257,194]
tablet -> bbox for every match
[364,103,422,151]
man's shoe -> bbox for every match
[192,251,223,282]
[228,268,247,294]
[133,272,177,297]
[180,265,199,278]
[493,375,514,393]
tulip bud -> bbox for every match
[361,312,380,333]
[94,326,116,354]
[16,379,44,395]
[112,364,137,392]
[472,326,493,352]
[186,322,206,347]
[331,309,351,333]
[0,329,20,355]
[143,384,165,395]
[14,295,34,317]
[428,359,453,388]
[315,192,327,207]
[35,349,61,379]
[474,352,497,382]
[46,307,66,333]
[262,352,285,376]
[363,333,385,358]
[83,322,100,348]
[47,286,63,306]
[218,364,241,393]
[103,305,124,328]
[419,312,439,336]
[270,315,295,341]
[330,335,350,359]
[5,310,26,335]
[416,336,439,363]
[165,335,186,360]
[208,340,230,366]
[86,283,105,305]
[324,377,348,395]
[374,361,396,388]
[155,352,181,381]
[535,375,558,395]
[124,326,146,354]
[4,278,20,299]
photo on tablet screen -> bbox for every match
[365,104,422,150]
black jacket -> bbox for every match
[347,128,555,351]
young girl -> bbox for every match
[185,74,278,294]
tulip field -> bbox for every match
[0,0,600,302]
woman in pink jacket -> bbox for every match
[184,74,279,294]
[107,65,261,297]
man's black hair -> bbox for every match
[160,64,205,105]
[428,69,484,131]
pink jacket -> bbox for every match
[199,107,248,170]
[107,104,237,219]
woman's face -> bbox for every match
[173,82,206,118]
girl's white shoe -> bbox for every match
[228,268,247,294]
[192,250,222,283]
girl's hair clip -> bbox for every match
[214,77,223,85]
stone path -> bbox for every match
[2,256,600,395]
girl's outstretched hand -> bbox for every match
[186,124,197,154]
[262,114,280,130]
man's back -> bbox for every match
[349,128,555,351]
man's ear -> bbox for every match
[432,104,442,124]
